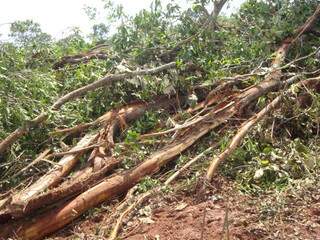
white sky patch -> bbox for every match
[0,0,245,40]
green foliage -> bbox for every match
[137,176,160,193]
[1,0,320,195]
[9,20,52,47]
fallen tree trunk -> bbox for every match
[7,133,99,215]
[0,67,303,239]
[0,69,292,238]
[0,95,184,220]
[1,5,319,240]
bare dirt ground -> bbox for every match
[51,177,320,240]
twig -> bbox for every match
[200,207,207,240]
[165,146,215,185]
[51,122,95,136]
[140,101,234,139]
[140,114,208,138]
[278,46,320,71]
[221,201,230,240]
[10,149,51,179]
[47,141,107,158]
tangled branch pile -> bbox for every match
[0,1,320,239]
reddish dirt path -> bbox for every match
[124,201,227,240]
[121,178,320,240]
[51,178,320,240]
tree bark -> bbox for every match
[1,95,184,220]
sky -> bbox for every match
[0,0,245,40]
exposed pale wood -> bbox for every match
[11,157,120,218]
[8,133,98,215]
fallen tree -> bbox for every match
[0,94,183,220]
[0,0,228,156]
[0,3,319,240]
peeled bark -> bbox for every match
[11,157,120,218]
[1,5,319,240]
[7,133,99,215]
[1,95,184,220]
